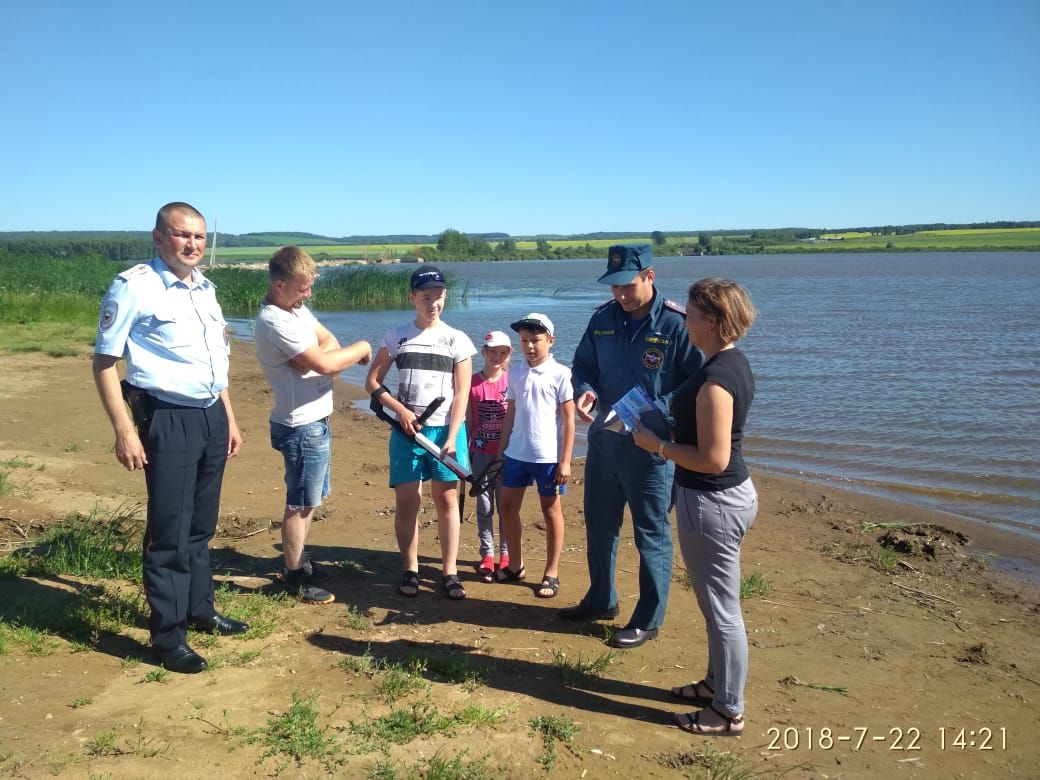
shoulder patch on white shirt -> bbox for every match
[99,300,118,331]
[117,263,151,281]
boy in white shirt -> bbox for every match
[496,313,575,599]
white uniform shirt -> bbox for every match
[95,257,229,407]
[382,321,476,427]
[504,355,573,463]
[254,302,333,426]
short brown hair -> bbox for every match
[268,246,318,282]
[155,202,205,231]
[688,277,756,343]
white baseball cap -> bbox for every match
[484,330,512,348]
[510,312,554,337]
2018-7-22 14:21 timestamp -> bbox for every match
[766,726,1008,751]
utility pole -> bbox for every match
[209,219,218,267]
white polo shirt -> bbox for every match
[503,355,573,463]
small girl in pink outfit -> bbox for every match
[467,330,512,582]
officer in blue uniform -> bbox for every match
[561,245,702,648]
[92,202,248,673]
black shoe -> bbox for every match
[153,644,208,673]
[611,627,659,649]
[280,553,330,583]
[558,601,620,622]
[190,613,250,635]
[283,568,335,605]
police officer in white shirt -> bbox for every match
[93,202,247,673]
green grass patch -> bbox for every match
[870,545,901,573]
[453,705,507,727]
[0,623,60,656]
[8,507,143,580]
[249,693,343,771]
[0,456,34,469]
[421,750,494,780]
[337,646,382,676]
[338,559,367,576]
[87,730,120,757]
[208,583,292,640]
[69,697,92,709]
[376,658,429,704]
[551,648,615,687]
[418,654,490,690]
[350,701,457,746]
[529,714,579,771]
[344,604,371,630]
[740,572,771,599]
[141,666,170,684]
[0,584,146,649]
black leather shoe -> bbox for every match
[153,644,208,673]
[190,613,250,635]
[611,627,659,649]
[558,601,620,622]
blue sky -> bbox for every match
[3,0,1037,236]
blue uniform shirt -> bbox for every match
[95,257,230,407]
[572,289,702,431]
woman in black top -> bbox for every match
[633,278,757,736]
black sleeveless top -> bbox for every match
[671,348,754,491]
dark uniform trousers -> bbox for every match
[142,398,228,650]
[583,428,675,631]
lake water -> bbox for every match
[230,253,1040,539]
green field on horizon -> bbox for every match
[207,227,1040,263]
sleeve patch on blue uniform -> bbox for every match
[642,347,664,370]
[99,301,118,331]
[645,335,671,345]
[663,299,686,315]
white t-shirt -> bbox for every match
[504,355,573,463]
[255,302,333,426]
[382,320,476,427]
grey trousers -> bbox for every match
[675,478,758,717]
[471,450,508,558]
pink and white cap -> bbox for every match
[484,330,512,348]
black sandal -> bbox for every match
[398,570,420,597]
[441,573,467,600]
[535,576,560,599]
[669,680,714,706]
[496,564,526,583]
[673,704,744,737]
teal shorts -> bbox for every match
[389,424,469,486]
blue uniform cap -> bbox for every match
[410,265,447,291]
[598,244,652,285]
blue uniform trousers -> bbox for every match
[582,429,674,630]
[142,400,228,650]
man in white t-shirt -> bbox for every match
[255,247,371,603]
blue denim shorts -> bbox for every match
[389,424,469,486]
[502,456,566,497]
[270,419,331,509]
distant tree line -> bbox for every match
[410,229,606,262]
[3,221,1037,262]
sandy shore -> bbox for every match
[0,341,1038,778]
